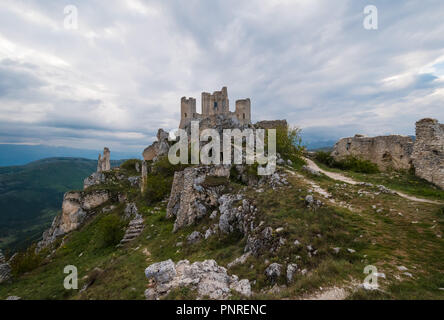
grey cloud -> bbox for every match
[0,0,443,150]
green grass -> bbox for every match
[0,159,443,300]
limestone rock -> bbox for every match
[305,195,323,210]
[187,231,202,244]
[286,263,298,283]
[124,202,139,219]
[144,259,251,299]
[302,165,321,176]
[37,190,110,251]
[265,263,283,284]
[166,165,230,232]
[145,259,177,284]
[0,262,11,284]
[83,172,105,189]
[143,129,170,161]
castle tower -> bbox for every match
[201,86,229,116]
[179,97,196,129]
[235,98,251,125]
[102,147,111,171]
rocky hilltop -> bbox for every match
[0,91,442,300]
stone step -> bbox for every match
[129,219,144,226]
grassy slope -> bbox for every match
[0,163,443,300]
[0,158,123,251]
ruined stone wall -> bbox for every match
[255,120,288,130]
[331,134,414,171]
[411,118,444,189]
[235,99,251,125]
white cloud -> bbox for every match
[0,0,443,151]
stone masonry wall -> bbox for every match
[331,134,414,171]
[411,118,444,189]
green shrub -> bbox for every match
[152,156,188,177]
[315,151,335,167]
[275,125,305,163]
[334,156,379,174]
[144,174,173,204]
[315,151,379,174]
[96,215,125,248]
[120,159,142,175]
[9,245,42,277]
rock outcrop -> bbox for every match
[331,134,414,171]
[84,147,112,189]
[37,190,110,251]
[0,250,11,284]
[97,147,111,172]
[411,118,444,189]
[144,259,251,300]
[166,165,230,232]
[143,129,170,162]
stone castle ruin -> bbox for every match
[331,135,413,171]
[83,147,111,189]
[331,118,444,189]
[97,147,111,172]
[411,118,444,189]
[179,86,251,129]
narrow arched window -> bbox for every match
[184,113,187,118]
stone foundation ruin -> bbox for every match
[331,118,444,189]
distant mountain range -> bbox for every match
[0,144,141,167]
[0,157,123,251]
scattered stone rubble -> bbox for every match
[144,259,251,300]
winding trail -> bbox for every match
[303,158,442,205]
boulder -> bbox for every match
[265,263,282,284]
[187,231,203,244]
[144,259,251,300]
[145,259,177,284]
[286,263,298,283]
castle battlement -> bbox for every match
[179,87,251,128]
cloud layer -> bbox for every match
[0,0,443,151]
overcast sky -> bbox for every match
[0,0,443,152]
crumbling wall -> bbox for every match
[255,120,288,130]
[411,118,444,189]
[97,147,111,172]
[331,134,414,171]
